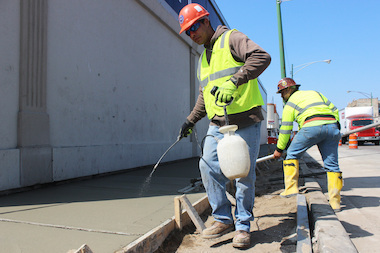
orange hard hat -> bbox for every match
[276,78,300,93]
[178,3,209,34]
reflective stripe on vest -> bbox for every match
[285,92,337,123]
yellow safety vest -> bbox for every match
[197,30,264,120]
[277,90,339,150]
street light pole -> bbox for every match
[291,59,331,78]
[347,90,373,107]
[276,0,286,78]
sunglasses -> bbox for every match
[185,20,204,36]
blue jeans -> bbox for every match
[286,123,341,172]
[199,122,261,232]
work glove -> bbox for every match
[273,150,282,159]
[179,120,194,138]
[215,80,237,103]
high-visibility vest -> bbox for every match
[277,90,339,150]
[197,29,264,120]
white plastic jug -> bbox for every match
[217,125,251,180]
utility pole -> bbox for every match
[276,0,286,78]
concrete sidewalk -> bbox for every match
[0,158,205,253]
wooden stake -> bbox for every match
[179,195,206,232]
[174,196,182,230]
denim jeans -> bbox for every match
[199,122,261,232]
[286,123,341,172]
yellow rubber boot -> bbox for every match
[280,159,299,197]
[327,172,343,211]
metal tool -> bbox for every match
[256,154,275,163]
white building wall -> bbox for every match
[0,0,267,191]
[0,0,21,191]
[46,0,208,181]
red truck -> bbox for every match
[339,106,380,145]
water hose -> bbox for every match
[152,135,182,171]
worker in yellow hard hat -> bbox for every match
[274,77,343,212]
[177,3,271,248]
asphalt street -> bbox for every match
[306,143,380,252]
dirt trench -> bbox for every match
[155,157,307,253]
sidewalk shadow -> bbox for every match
[0,145,278,209]
[0,158,204,208]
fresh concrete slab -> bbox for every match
[0,158,204,253]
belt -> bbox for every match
[304,114,336,124]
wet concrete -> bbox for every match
[0,158,205,253]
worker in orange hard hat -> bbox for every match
[178,3,213,45]
[274,77,343,212]
[178,3,210,35]
[177,3,271,248]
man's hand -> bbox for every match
[273,150,283,159]
[179,120,194,138]
[215,80,237,103]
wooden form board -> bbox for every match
[118,194,209,253]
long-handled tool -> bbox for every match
[256,154,275,163]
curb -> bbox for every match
[304,180,357,253]
[297,194,312,253]
[301,157,358,253]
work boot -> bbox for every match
[201,221,234,239]
[232,230,250,248]
[327,172,343,211]
[280,159,299,197]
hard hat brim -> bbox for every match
[179,13,209,34]
[276,84,300,94]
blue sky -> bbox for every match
[214,0,379,115]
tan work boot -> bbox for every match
[280,159,299,197]
[201,221,234,239]
[232,230,250,248]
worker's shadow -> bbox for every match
[341,176,380,191]
[339,220,373,239]
[338,176,380,211]
[340,194,380,211]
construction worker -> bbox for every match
[273,77,343,211]
[177,3,271,248]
